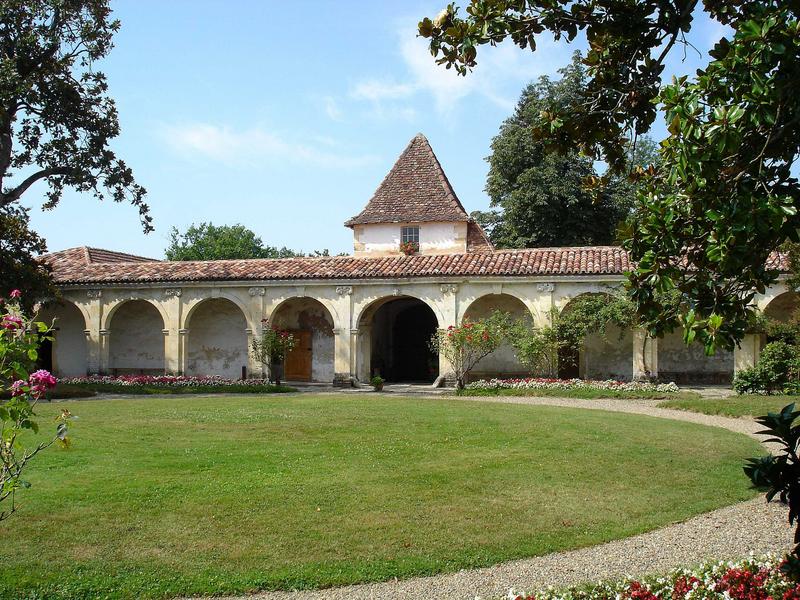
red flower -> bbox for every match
[714,567,769,600]
[673,576,701,599]
[625,581,660,600]
[9,289,21,298]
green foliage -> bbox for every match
[370,375,384,389]
[476,52,658,249]
[507,318,559,377]
[733,341,800,395]
[0,291,72,521]
[250,324,296,385]
[430,311,511,389]
[745,403,800,580]
[0,0,149,230]
[420,1,800,353]
[0,205,55,310]
[166,223,301,261]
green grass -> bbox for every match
[458,387,701,400]
[659,395,800,418]
[1,395,763,599]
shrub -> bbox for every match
[370,376,384,390]
[508,320,560,377]
[733,341,800,395]
[0,289,73,521]
[746,404,800,580]
[430,311,511,390]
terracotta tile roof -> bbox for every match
[345,134,471,226]
[466,221,494,253]
[49,245,769,285]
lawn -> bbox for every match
[659,395,799,418]
[1,395,763,599]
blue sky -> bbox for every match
[24,1,726,258]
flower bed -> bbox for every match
[56,375,296,395]
[467,377,680,393]
[509,555,795,600]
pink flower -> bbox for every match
[10,380,26,397]
[1,315,23,330]
[8,289,21,299]
[29,369,57,389]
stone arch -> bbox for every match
[108,299,165,375]
[102,296,169,332]
[268,297,335,383]
[461,293,534,379]
[763,291,800,323]
[185,298,249,379]
[36,300,88,377]
[356,295,440,383]
[182,291,256,332]
[559,292,633,380]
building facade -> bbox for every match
[41,135,794,385]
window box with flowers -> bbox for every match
[399,240,419,255]
[251,320,296,386]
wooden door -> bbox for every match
[284,330,312,381]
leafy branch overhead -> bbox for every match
[0,0,149,230]
[421,1,800,353]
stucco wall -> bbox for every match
[582,325,633,380]
[187,299,248,379]
[354,221,467,256]
[38,302,87,377]
[109,300,165,374]
[272,297,335,382]
[659,330,734,383]
[464,294,532,378]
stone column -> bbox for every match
[356,325,371,381]
[83,290,103,375]
[632,328,658,380]
[333,328,352,386]
[734,333,763,374]
[162,288,183,375]
[98,328,111,375]
[178,328,189,375]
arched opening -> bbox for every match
[109,300,165,375]
[186,298,248,379]
[764,291,800,324]
[36,301,87,377]
[359,296,439,383]
[558,294,633,381]
[270,297,334,383]
[462,293,532,380]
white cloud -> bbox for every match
[350,25,571,119]
[159,123,377,169]
[350,79,415,102]
[322,95,343,121]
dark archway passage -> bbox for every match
[368,298,439,383]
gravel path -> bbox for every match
[205,396,792,600]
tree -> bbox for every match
[1,291,72,521]
[475,52,655,248]
[0,1,149,229]
[420,1,800,353]
[165,223,301,261]
[0,205,55,310]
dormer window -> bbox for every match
[401,226,419,244]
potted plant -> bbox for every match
[251,320,296,386]
[370,375,385,391]
[399,241,419,255]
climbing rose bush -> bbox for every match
[507,555,793,600]
[467,377,680,393]
[1,290,72,521]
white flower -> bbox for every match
[433,7,449,28]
